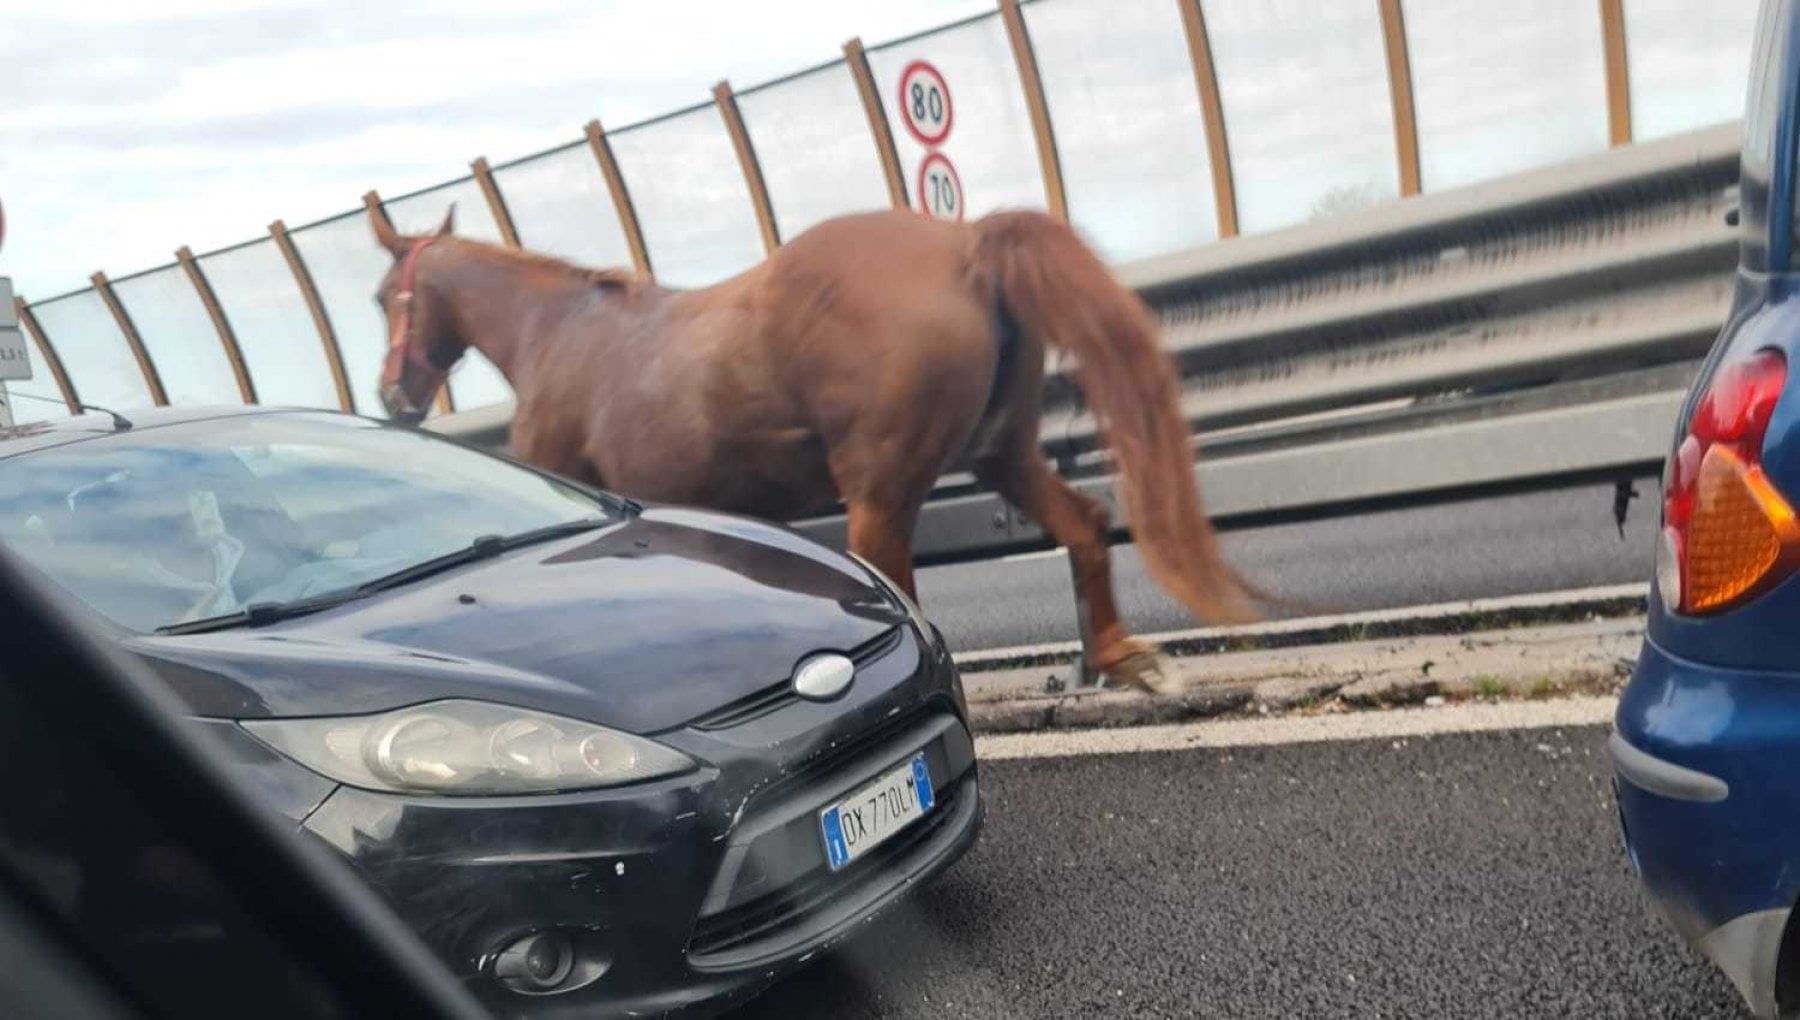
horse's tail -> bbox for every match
[972,209,1264,626]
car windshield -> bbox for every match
[0,413,616,633]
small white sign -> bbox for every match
[897,60,953,147]
[0,277,28,382]
[916,152,964,222]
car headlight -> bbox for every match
[242,700,695,796]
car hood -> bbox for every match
[125,507,907,733]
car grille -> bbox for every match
[687,626,905,731]
[686,782,962,960]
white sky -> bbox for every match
[0,0,992,299]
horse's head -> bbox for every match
[370,205,464,425]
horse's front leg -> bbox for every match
[843,498,921,605]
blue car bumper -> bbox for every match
[1614,637,1800,1018]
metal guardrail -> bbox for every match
[430,121,1739,562]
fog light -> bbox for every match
[494,931,574,993]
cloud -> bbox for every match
[0,0,991,296]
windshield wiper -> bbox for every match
[355,517,612,596]
[156,591,363,636]
[154,518,611,636]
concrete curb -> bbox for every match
[961,599,1646,735]
[953,584,1648,675]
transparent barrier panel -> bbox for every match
[1026,0,1218,259]
[28,291,149,412]
[5,365,72,424]
[610,105,768,288]
[385,178,505,243]
[738,61,894,241]
[1203,0,1398,232]
[1405,0,1609,192]
[111,266,243,406]
[493,143,635,269]
[1625,0,1761,141]
[198,240,339,411]
[385,180,513,410]
[868,12,1048,219]
[290,213,392,415]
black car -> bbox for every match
[0,406,983,1019]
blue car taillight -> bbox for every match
[1660,347,1800,615]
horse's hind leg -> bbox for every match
[972,442,1184,696]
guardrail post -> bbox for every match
[584,121,655,278]
[844,38,910,210]
[271,220,355,412]
[1600,0,1633,146]
[176,246,257,404]
[90,271,169,406]
[713,81,783,254]
[365,190,455,416]
[12,296,80,414]
[1176,0,1239,238]
[470,157,523,249]
[1378,0,1423,197]
[998,0,1070,221]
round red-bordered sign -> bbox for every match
[916,151,964,222]
[897,60,954,147]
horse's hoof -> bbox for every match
[1104,651,1188,697]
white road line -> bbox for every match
[998,548,1065,564]
[974,696,1619,761]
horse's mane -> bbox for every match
[477,242,642,292]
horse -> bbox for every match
[368,205,1266,693]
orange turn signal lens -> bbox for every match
[1684,445,1800,613]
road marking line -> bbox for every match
[974,695,1618,761]
[999,548,1064,564]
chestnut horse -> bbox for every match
[369,206,1263,693]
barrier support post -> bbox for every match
[1177,0,1238,238]
[90,271,168,406]
[844,38,910,210]
[12,296,80,414]
[1601,0,1634,146]
[714,81,782,253]
[176,246,257,404]
[584,121,655,278]
[1378,0,1423,196]
[470,157,523,249]
[271,219,355,412]
[998,0,1070,221]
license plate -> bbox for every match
[819,753,935,871]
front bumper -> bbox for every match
[1613,636,1800,1018]
[292,624,983,1019]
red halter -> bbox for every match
[381,236,445,394]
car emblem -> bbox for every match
[792,653,856,702]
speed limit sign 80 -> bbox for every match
[897,60,953,147]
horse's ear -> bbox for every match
[436,204,456,238]
[366,193,407,257]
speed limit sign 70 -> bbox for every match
[917,153,964,222]
[897,60,953,147]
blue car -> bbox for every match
[1614,1,1800,1015]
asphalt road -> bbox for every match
[731,724,1745,1020]
[919,480,1659,653]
